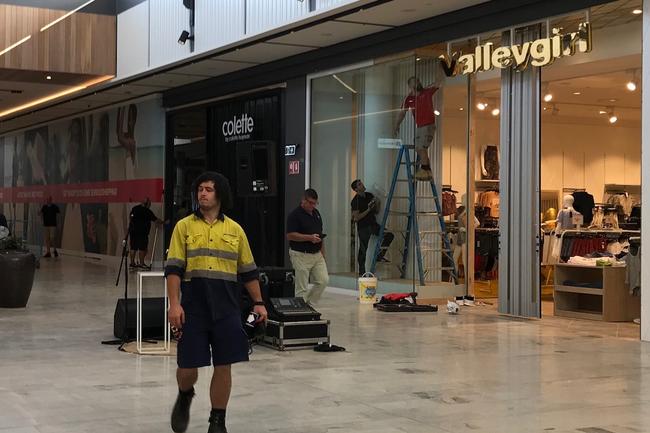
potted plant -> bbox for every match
[0,231,37,308]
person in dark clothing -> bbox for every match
[39,196,60,258]
[286,189,330,304]
[572,191,595,225]
[129,198,162,269]
[351,180,394,276]
[0,212,7,229]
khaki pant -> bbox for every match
[289,249,329,304]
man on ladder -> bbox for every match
[371,74,457,285]
[393,76,438,181]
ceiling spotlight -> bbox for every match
[434,109,441,116]
[573,91,581,95]
[626,69,639,92]
[491,108,500,116]
[599,109,607,115]
[607,107,618,124]
[543,83,553,102]
[416,57,421,62]
[459,107,464,111]
[477,101,488,110]
[633,9,642,15]
[178,30,193,45]
[46,75,52,80]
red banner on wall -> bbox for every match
[0,178,164,204]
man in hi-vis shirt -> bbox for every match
[165,171,267,433]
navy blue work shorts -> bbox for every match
[176,313,249,368]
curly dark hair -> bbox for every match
[191,171,233,211]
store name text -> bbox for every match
[439,22,592,76]
[222,114,254,142]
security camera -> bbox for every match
[178,30,193,45]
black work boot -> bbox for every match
[207,410,227,433]
[171,387,195,433]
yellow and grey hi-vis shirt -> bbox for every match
[164,210,259,320]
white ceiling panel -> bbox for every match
[341,0,490,27]
[217,42,315,63]
[269,20,390,47]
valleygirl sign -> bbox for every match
[439,22,592,76]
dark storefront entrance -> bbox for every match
[165,91,285,268]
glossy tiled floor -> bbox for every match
[1,257,650,433]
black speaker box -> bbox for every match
[259,267,295,300]
[113,297,166,339]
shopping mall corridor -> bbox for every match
[1,257,650,433]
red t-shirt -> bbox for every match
[402,87,437,127]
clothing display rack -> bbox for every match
[370,144,457,285]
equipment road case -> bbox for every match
[262,319,330,351]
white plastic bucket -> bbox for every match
[358,272,378,304]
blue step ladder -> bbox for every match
[370,144,458,285]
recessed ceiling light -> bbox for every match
[416,57,421,61]
[633,9,642,15]
[599,110,607,115]
[491,108,500,116]
[573,92,581,95]
[434,110,441,116]
[609,98,618,102]
[339,96,343,100]
[46,75,52,80]
[459,107,464,111]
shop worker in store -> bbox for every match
[165,171,268,433]
[351,179,394,276]
[394,76,439,181]
[286,188,330,304]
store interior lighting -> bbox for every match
[543,83,553,102]
[607,107,618,124]
[633,8,642,15]
[491,107,500,116]
[626,69,638,92]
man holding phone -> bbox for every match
[286,188,329,304]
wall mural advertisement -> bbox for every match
[0,97,165,257]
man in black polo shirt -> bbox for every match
[39,196,60,258]
[286,189,329,304]
[351,179,394,276]
[129,198,163,269]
